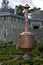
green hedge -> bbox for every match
[0,45,23,60]
[2,58,43,65]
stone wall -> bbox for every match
[11,28,43,45]
[0,16,43,45]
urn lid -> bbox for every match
[20,32,34,36]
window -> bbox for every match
[3,23,7,29]
[15,18,18,23]
[29,21,31,25]
[4,32,6,38]
[2,31,7,40]
[14,17,16,22]
[15,18,19,29]
[22,20,24,24]
[10,17,14,29]
[14,17,16,28]
[33,26,39,29]
[11,17,13,21]
[18,19,21,24]
[42,22,43,25]
[4,16,6,21]
[18,19,22,23]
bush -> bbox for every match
[2,58,43,65]
[29,38,43,57]
[2,60,21,65]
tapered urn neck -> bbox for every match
[24,4,30,32]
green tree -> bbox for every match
[15,5,41,16]
[15,5,24,16]
[29,7,41,13]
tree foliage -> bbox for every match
[15,5,24,16]
[29,7,41,13]
[29,38,43,57]
[15,5,41,16]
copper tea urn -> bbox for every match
[18,4,35,53]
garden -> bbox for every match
[0,38,43,65]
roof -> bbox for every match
[0,12,12,16]
[29,18,43,22]
[0,12,43,22]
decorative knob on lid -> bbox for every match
[24,4,30,9]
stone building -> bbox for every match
[31,10,43,19]
[0,11,43,45]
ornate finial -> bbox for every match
[24,4,30,9]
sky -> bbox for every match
[0,0,43,10]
